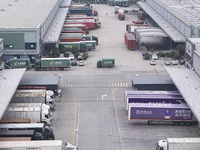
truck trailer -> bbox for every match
[63,23,89,34]
[157,138,200,150]
[124,32,136,50]
[34,58,71,71]
[5,58,30,69]
[3,103,52,125]
[0,140,63,150]
[12,91,55,110]
[0,123,55,140]
[125,94,185,110]
[65,18,101,28]
[128,103,197,125]
[97,58,115,68]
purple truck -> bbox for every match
[125,94,185,110]
[128,103,197,125]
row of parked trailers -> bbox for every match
[124,90,197,125]
[59,6,101,52]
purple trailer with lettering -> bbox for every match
[128,103,197,125]
[125,94,185,110]
[124,90,181,102]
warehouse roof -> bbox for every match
[166,68,200,123]
[0,0,58,28]
[43,0,71,43]
[137,1,186,42]
[20,74,60,85]
[0,69,26,120]
[153,0,200,27]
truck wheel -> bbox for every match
[173,122,179,126]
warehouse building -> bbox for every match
[0,0,71,63]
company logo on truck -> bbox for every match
[14,62,26,66]
[50,61,62,65]
[104,61,113,64]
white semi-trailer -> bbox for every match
[157,138,200,150]
[0,140,62,150]
[3,103,52,125]
[13,89,55,109]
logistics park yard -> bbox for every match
[25,4,200,150]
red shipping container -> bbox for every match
[124,33,136,50]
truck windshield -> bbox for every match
[156,145,163,150]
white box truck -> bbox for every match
[0,140,62,150]
[3,103,52,125]
[157,138,200,150]
[13,89,55,109]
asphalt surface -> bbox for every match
[25,4,200,150]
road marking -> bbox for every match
[102,94,107,100]
[72,103,77,145]
[114,102,124,150]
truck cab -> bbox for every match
[156,140,167,150]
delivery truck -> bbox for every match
[80,40,96,51]
[59,37,86,42]
[65,18,101,28]
[0,140,63,150]
[97,58,115,68]
[11,92,55,110]
[0,140,78,150]
[118,9,125,20]
[63,24,89,34]
[34,58,71,71]
[157,138,200,150]
[128,103,197,125]
[59,41,87,52]
[5,58,30,69]
[125,94,185,110]
[69,7,98,16]
[124,32,136,50]
[3,103,52,125]
[0,123,55,140]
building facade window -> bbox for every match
[25,43,36,50]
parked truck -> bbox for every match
[124,32,136,50]
[34,58,71,71]
[0,123,55,140]
[118,9,125,20]
[97,58,115,68]
[69,8,98,16]
[157,138,200,150]
[0,140,78,150]
[5,58,30,69]
[11,90,55,110]
[63,24,89,34]
[0,140,63,150]
[0,118,34,124]
[128,103,197,125]
[3,103,52,125]
[65,18,101,28]
[59,41,87,52]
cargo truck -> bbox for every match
[69,8,98,16]
[157,138,200,150]
[0,123,55,140]
[128,24,151,34]
[63,24,89,34]
[60,34,98,45]
[128,103,197,125]
[11,92,55,110]
[59,42,87,52]
[125,94,185,110]
[59,37,86,42]
[34,58,71,71]
[65,18,101,28]
[80,40,96,51]
[97,58,115,68]
[118,9,125,20]
[0,137,31,141]
[124,32,136,49]
[3,103,52,125]
[66,16,101,28]
[0,118,33,124]
[0,140,63,150]
[5,58,30,69]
